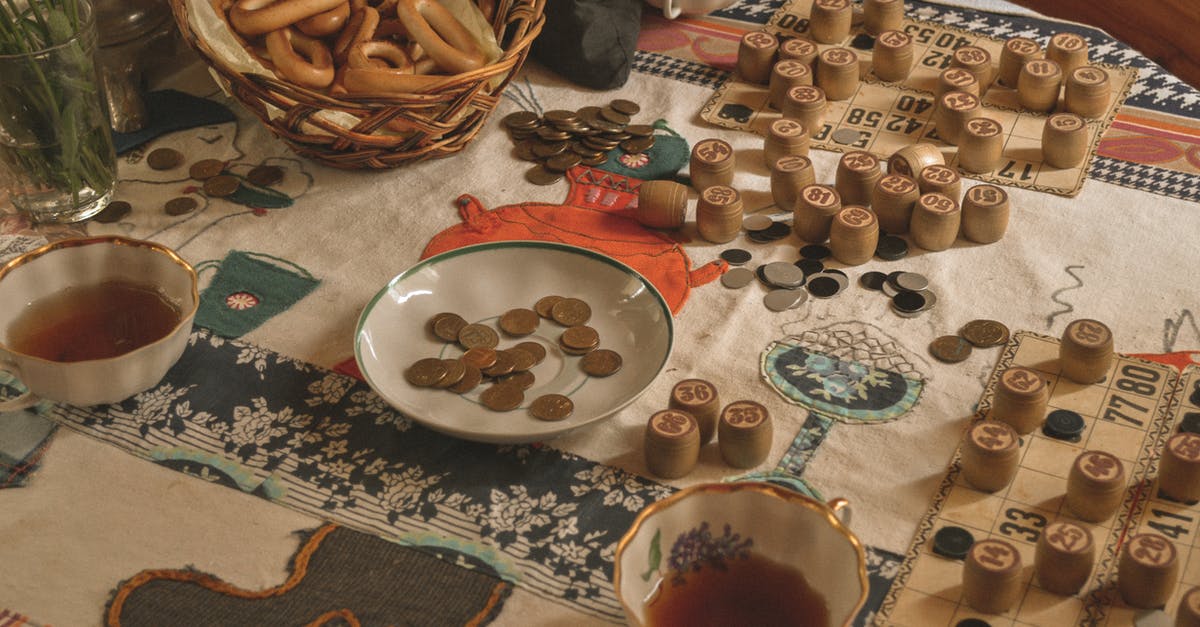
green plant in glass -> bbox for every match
[0,0,116,223]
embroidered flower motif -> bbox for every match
[225,291,259,310]
[803,353,837,375]
[306,373,352,406]
[619,152,650,168]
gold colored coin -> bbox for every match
[499,308,540,336]
[449,364,482,394]
[164,196,198,216]
[581,349,622,377]
[189,159,225,180]
[929,335,973,363]
[961,319,1010,348]
[513,341,547,365]
[203,174,241,197]
[525,165,563,186]
[535,295,565,318]
[481,383,524,411]
[458,323,499,349]
[147,147,183,170]
[482,350,517,377]
[620,136,655,154]
[434,359,467,388]
[505,348,537,372]
[247,165,284,187]
[431,312,468,342]
[530,394,574,421]
[405,357,447,387]
[462,347,498,370]
[559,337,596,356]
[561,325,600,350]
[498,370,536,390]
[551,297,591,326]
[610,99,641,116]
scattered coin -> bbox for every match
[431,312,468,342]
[894,272,929,292]
[720,248,752,266]
[534,295,564,318]
[917,289,937,311]
[832,128,863,145]
[434,359,467,388]
[188,159,224,180]
[449,364,483,394]
[93,200,131,223]
[462,347,498,370]
[147,147,183,170]
[743,214,774,232]
[876,234,909,261]
[610,99,641,116]
[764,288,808,311]
[481,383,524,411]
[530,393,574,421]
[499,370,536,390]
[891,291,926,318]
[794,258,824,277]
[247,164,284,186]
[203,174,241,197]
[482,350,517,377]
[458,323,499,349]
[859,271,887,290]
[551,297,591,326]
[505,347,537,372]
[763,262,807,289]
[581,349,622,377]
[525,165,563,186]
[799,244,831,260]
[721,267,756,289]
[513,341,547,365]
[545,152,583,172]
[763,221,792,240]
[164,196,198,216]
[818,270,849,292]
[961,319,1010,347]
[405,357,447,387]
[561,325,600,350]
[807,275,841,298]
[929,335,973,363]
[498,308,540,336]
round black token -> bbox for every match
[764,221,792,240]
[720,248,752,266]
[860,271,887,290]
[799,244,831,260]
[1180,412,1200,435]
[932,525,975,560]
[794,258,825,277]
[955,620,991,627]
[807,276,840,298]
[823,268,847,278]
[876,234,909,261]
[893,290,926,313]
[756,265,770,286]
[1043,409,1086,441]
[886,270,906,288]
[748,231,775,244]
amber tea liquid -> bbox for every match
[645,552,830,627]
[7,281,182,362]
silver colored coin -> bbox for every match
[810,271,848,293]
[762,262,807,289]
[895,272,929,292]
[764,289,808,312]
[832,128,863,145]
[742,214,774,232]
[918,289,937,310]
[891,299,925,318]
[882,281,900,298]
[721,267,757,289]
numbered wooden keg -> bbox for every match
[1065,66,1110,118]
[1047,31,1089,77]
[1035,521,1095,596]
[910,192,960,252]
[932,90,980,145]
[669,379,721,445]
[1059,318,1113,383]
[863,0,904,36]
[737,30,779,84]
[809,0,852,44]
[771,155,816,212]
[1178,587,1200,627]
[697,185,744,244]
[998,36,1040,88]
[888,143,943,181]
[835,150,882,206]
[936,67,979,98]
[636,180,688,230]
[1042,112,1088,169]
[963,539,1023,614]
[782,85,828,137]
[779,37,819,65]
[950,45,993,92]
[644,409,700,479]
[959,420,1020,492]
[871,173,919,234]
[689,138,735,192]
[816,47,860,101]
[873,30,913,82]
[958,117,1004,174]
[917,164,961,201]
[1158,432,1200,503]
[1066,450,1125,522]
[1018,58,1063,113]
[763,118,810,168]
[1118,533,1179,609]
[961,184,1009,244]
[769,59,813,109]
[718,400,773,468]
[990,366,1049,435]
[794,184,842,242]
[829,205,878,265]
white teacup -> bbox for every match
[614,482,868,626]
[646,0,738,19]
[0,236,198,409]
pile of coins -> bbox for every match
[859,270,938,317]
[404,296,624,421]
[928,318,1011,363]
[742,213,793,243]
[502,99,654,186]
[718,243,856,311]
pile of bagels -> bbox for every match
[223,0,494,95]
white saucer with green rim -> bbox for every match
[355,241,674,444]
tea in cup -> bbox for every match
[0,236,198,409]
[614,482,868,626]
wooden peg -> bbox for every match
[769,59,813,109]
[963,539,1023,614]
[1065,66,1110,119]
[1066,450,1125,522]
[636,180,688,230]
[689,138,735,192]
[644,409,700,479]
[1047,32,1089,77]
[951,45,994,92]
[917,164,961,202]
[782,85,828,137]
[871,173,919,234]
[816,47,860,101]
[669,379,721,445]
[990,366,1048,435]
[794,184,842,242]
[779,37,819,65]
[771,155,816,212]
[1035,521,1095,596]
[835,150,882,206]
[1042,112,1088,169]
[998,36,1041,88]
[1118,533,1179,609]
[696,185,743,244]
[1018,58,1062,113]
[737,30,779,84]
[809,0,852,44]
[828,205,878,266]
[1059,318,1114,383]
[718,400,773,468]
[763,117,810,168]
[958,117,1005,174]
[1177,587,1200,627]
[936,67,980,98]
[961,184,1009,244]
[933,90,980,145]
[910,192,960,252]
[863,0,904,36]
[888,142,944,180]
[873,29,914,82]
[960,420,1020,492]
[1159,432,1200,503]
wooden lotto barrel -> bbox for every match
[636,180,688,230]
[828,205,878,265]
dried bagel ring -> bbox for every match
[230,0,345,36]
[393,0,485,74]
[332,5,379,64]
[295,0,349,37]
[264,27,335,88]
[342,66,455,94]
[347,40,414,72]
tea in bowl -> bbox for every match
[613,482,868,627]
[0,236,198,409]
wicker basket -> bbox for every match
[169,0,546,169]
